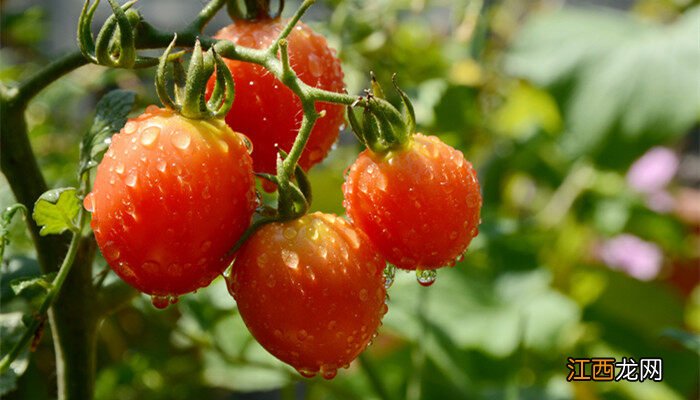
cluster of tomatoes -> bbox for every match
[84,17,481,379]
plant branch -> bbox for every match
[188,0,228,32]
[0,208,87,373]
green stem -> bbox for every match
[188,0,227,32]
[0,209,86,373]
[14,52,89,106]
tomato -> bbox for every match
[343,133,481,271]
[229,212,387,379]
[208,19,345,178]
[84,106,256,305]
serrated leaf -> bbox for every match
[0,312,30,396]
[79,90,136,176]
[32,187,79,236]
[10,272,56,295]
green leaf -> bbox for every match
[10,272,56,295]
[32,187,80,236]
[79,89,136,176]
[0,312,30,396]
[506,7,700,167]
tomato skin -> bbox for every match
[85,106,256,297]
[209,19,345,177]
[343,134,482,270]
[230,212,386,379]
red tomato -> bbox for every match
[343,133,482,271]
[84,106,256,305]
[229,212,387,379]
[208,19,345,178]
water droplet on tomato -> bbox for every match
[171,131,191,150]
[145,105,160,114]
[320,365,337,380]
[142,260,159,271]
[346,229,360,249]
[169,295,179,305]
[115,162,125,174]
[217,139,229,153]
[266,275,276,288]
[140,126,160,147]
[308,53,323,78]
[283,227,297,239]
[103,242,120,261]
[281,250,299,270]
[240,134,253,154]
[297,368,317,378]
[83,192,95,212]
[124,121,137,134]
[306,226,319,241]
[201,241,212,253]
[416,269,437,286]
[297,330,308,341]
[383,265,396,289]
[156,159,166,172]
[359,289,368,301]
[151,295,169,309]
[381,303,389,315]
[124,172,137,187]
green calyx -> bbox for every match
[156,36,235,120]
[347,73,417,154]
[227,0,284,21]
[78,0,160,68]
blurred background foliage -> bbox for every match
[1,0,699,399]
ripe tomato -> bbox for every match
[343,133,481,271]
[84,106,256,305]
[229,212,387,379]
[208,19,345,177]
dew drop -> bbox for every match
[201,241,212,253]
[142,260,159,271]
[359,288,368,301]
[346,229,360,249]
[297,368,317,378]
[169,295,179,305]
[283,227,297,240]
[381,303,389,315]
[151,295,170,309]
[297,330,308,341]
[83,192,95,212]
[145,105,160,114]
[240,135,254,154]
[124,172,137,187]
[281,249,299,270]
[320,365,337,380]
[383,264,396,289]
[171,131,191,150]
[156,159,166,172]
[416,269,437,287]
[140,126,160,147]
[217,139,229,153]
[103,242,120,261]
[308,53,323,78]
[124,121,137,134]
[115,162,125,174]
[306,226,319,241]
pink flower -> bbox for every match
[626,147,679,194]
[599,234,663,281]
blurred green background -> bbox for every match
[1,0,699,399]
